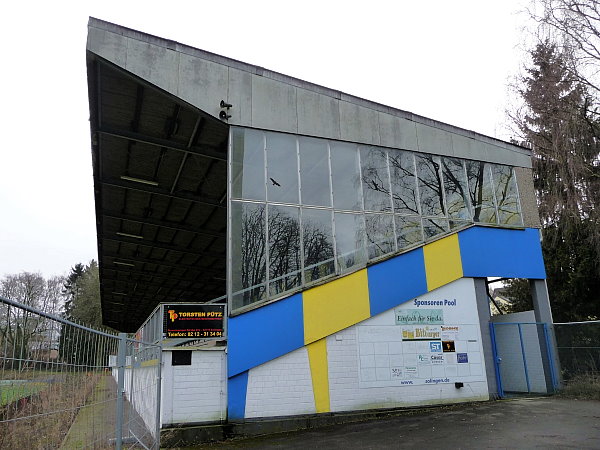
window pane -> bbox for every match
[231,201,266,310]
[266,132,299,204]
[299,137,331,207]
[492,165,522,225]
[231,128,265,200]
[450,220,471,231]
[442,158,471,220]
[389,151,419,215]
[422,218,449,240]
[361,147,392,212]
[334,212,366,273]
[416,155,445,216]
[365,213,395,260]
[466,161,497,224]
[302,208,335,283]
[331,143,363,211]
[395,216,423,249]
[268,205,301,297]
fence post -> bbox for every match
[116,332,127,450]
[155,344,163,448]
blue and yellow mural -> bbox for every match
[227,226,545,419]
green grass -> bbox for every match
[0,382,48,406]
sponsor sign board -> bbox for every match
[430,341,442,352]
[402,325,441,341]
[442,341,456,352]
[457,353,469,363]
[395,309,444,325]
[163,304,225,339]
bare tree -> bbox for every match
[0,272,64,370]
[530,0,600,94]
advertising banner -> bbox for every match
[163,304,225,339]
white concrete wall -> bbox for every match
[161,349,226,425]
[112,357,160,438]
[327,279,489,412]
[126,364,159,435]
[245,346,316,418]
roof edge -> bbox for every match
[88,16,531,157]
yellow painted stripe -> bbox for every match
[303,269,370,345]
[423,233,463,291]
[306,339,330,413]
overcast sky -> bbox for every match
[0,0,531,279]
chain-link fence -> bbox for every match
[0,295,162,449]
[554,320,600,380]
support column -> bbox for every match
[531,279,562,390]
[473,278,499,398]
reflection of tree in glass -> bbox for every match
[240,204,266,304]
[442,158,470,219]
[423,218,448,239]
[361,149,392,211]
[416,155,445,216]
[493,165,520,224]
[268,208,301,295]
[466,161,495,223]
[365,214,394,258]
[389,152,419,215]
[302,217,335,282]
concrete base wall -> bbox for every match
[161,349,227,426]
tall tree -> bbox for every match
[508,40,600,321]
[62,263,85,319]
[58,260,105,367]
[530,0,600,94]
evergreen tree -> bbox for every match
[58,260,106,368]
[508,41,600,321]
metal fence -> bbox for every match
[554,320,600,380]
[0,295,161,449]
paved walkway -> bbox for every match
[192,397,600,449]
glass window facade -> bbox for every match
[229,127,524,312]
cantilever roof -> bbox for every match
[87,17,531,168]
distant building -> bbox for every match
[490,287,513,315]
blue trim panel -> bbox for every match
[367,247,427,317]
[228,293,304,377]
[489,323,505,398]
[227,371,249,420]
[543,323,559,391]
[459,227,546,279]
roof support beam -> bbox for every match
[103,266,217,284]
[103,252,224,275]
[101,278,207,294]
[103,213,225,239]
[105,234,223,258]
[101,177,226,209]
[97,125,226,161]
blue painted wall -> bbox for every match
[228,293,304,377]
[367,247,427,317]
[459,227,546,279]
[227,371,249,420]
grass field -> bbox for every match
[0,381,49,406]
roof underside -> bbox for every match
[87,56,229,332]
